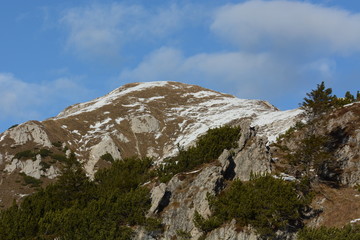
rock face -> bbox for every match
[0,81,301,175]
[85,135,122,177]
[2,81,359,239]
[234,122,272,181]
[272,102,360,187]
[205,220,258,240]
[141,125,281,240]
[7,121,52,147]
[326,105,360,186]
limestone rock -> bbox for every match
[234,127,271,181]
[159,165,223,240]
[85,135,121,177]
[4,154,60,179]
[8,121,52,147]
[130,115,160,134]
[149,183,167,215]
[21,155,42,179]
[205,220,258,240]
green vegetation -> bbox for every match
[52,141,62,148]
[14,148,52,160]
[194,175,312,239]
[20,173,43,188]
[298,225,360,240]
[301,81,359,119]
[176,229,192,239]
[8,124,19,130]
[40,161,51,171]
[39,148,52,158]
[0,157,161,239]
[301,81,336,118]
[100,153,116,163]
[13,150,36,160]
[157,125,240,182]
[287,135,334,173]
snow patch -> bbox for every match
[350,218,360,224]
[115,117,125,124]
[90,118,112,130]
[55,81,169,118]
[274,173,297,182]
[183,90,220,98]
[252,108,304,143]
[72,130,81,135]
[0,133,6,142]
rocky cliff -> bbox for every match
[0,81,359,239]
[0,81,301,207]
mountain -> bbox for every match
[0,81,359,239]
[0,82,301,205]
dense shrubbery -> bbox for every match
[100,152,116,163]
[298,225,360,240]
[0,157,160,239]
[157,125,240,182]
[13,150,36,160]
[194,175,312,239]
[20,173,43,188]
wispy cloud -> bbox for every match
[211,0,360,55]
[118,47,297,101]
[0,73,90,122]
[60,3,199,59]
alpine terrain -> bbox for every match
[0,81,359,239]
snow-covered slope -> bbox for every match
[0,81,303,177]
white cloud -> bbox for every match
[211,0,360,55]
[118,47,297,100]
[60,3,196,58]
[301,58,337,78]
[0,73,89,121]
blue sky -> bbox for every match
[1,0,360,132]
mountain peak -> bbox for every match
[1,81,302,179]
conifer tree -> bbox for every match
[301,82,335,119]
[344,91,355,102]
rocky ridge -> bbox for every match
[0,82,302,205]
[2,81,359,239]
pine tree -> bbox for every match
[301,82,336,119]
[344,91,355,102]
[357,91,360,101]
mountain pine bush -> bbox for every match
[195,175,312,239]
[157,125,240,182]
[0,157,160,239]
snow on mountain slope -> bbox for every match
[0,81,306,207]
[55,81,170,119]
[0,81,303,176]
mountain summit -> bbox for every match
[0,81,359,239]
[0,81,301,173]
[0,81,302,207]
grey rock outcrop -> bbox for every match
[8,121,52,147]
[139,123,276,240]
[158,165,223,239]
[85,135,122,177]
[4,154,59,179]
[338,128,360,186]
[233,123,271,181]
[130,115,160,134]
[205,220,258,240]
